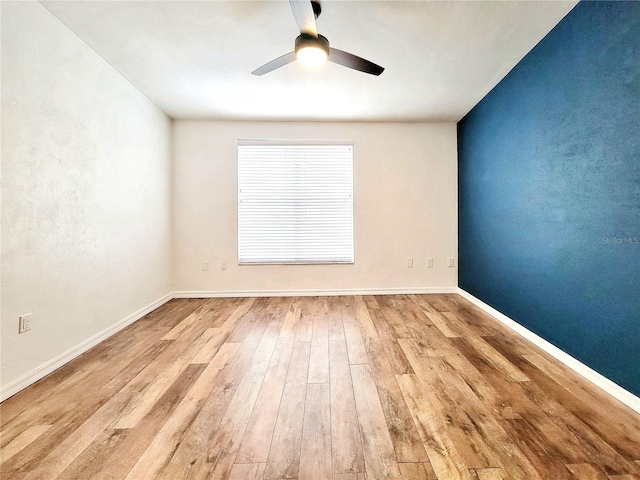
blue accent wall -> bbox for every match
[458,1,640,396]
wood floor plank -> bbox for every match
[155,387,244,479]
[395,373,472,480]
[92,363,210,480]
[0,366,84,433]
[404,295,458,356]
[294,297,315,342]
[153,330,266,480]
[217,297,258,330]
[387,295,434,332]
[328,296,347,340]
[363,296,414,374]
[389,296,448,346]
[375,296,411,339]
[398,462,438,480]
[114,328,223,430]
[437,296,504,336]
[420,295,451,313]
[0,425,52,464]
[426,311,460,338]
[449,337,591,465]
[56,428,131,480]
[428,357,541,479]
[161,298,223,340]
[442,311,490,339]
[4,340,174,479]
[192,422,247,480]
[221,326,280,425]
[107,301,240,437]
[565,463,610,479]
[1,337,173,457]
[0,299,199,425]
[329,335,366,474]
[235,337,295,463]
[123,342,241,479]
[478,338,640,476]
[340,296,370,365]
[24,389,140,479]
[422,357,501,470]
[2,295,639,480]
[280,300,302,338]
[230,463,266,480]
[309,299,330,383]
[300,383,332,480]
[462,333,529,383]
[351,363,403,480]
[441,349,521,420]
[398,343,501,472]
[189,328,229,364]
[264,340,311,480]
[472,468,505,480]
[523,352,640,454]
[353,296,379,338]
[226,297,271,343]
[499,418,574,480]
[363,336,429,463]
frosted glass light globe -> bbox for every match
[296,46,328,68]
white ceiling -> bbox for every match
[41,0,577,122]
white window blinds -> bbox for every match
[238,142,354,265]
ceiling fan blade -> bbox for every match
[252,52,297,76]
[289,0,318,37]
[329,48,384,76]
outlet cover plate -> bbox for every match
[19,314,32,334]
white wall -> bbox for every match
[1,2,173,392]
[173,121,457,294]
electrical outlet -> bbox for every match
[19,314,32,334]
[447,257,455,267]
[406,258,413,268]
[221,261,227,271]
[427,258,434,268]
[202,261,209,271]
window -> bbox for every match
[238,141,354,265]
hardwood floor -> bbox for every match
[1,294,639,479]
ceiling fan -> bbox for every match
[252,0,384,76]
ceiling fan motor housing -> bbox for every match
[295,33,330,56]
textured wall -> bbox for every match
[173,121,458,293]
[458,2,640,395]
[1,2,173,388]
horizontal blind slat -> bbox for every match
[238,143,354,265]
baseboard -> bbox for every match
[0,292,174,403]
[457,288,640,414]
[172,286,458,298]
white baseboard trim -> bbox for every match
[457,288,640,414]
[0,292,174,403]
[172,286,458,298]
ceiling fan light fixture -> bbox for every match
[251,3,384,77]
[295,33,329,68]
[296,46,328,67]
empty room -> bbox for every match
[1,0,639,479]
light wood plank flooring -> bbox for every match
[1,295,639,479]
